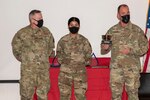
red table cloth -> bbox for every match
[33,58,128,100]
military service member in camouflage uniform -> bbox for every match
[56,17,92,100]
[101,4,148,100]
[12,10,54,100]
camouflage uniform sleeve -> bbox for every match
[11,31,22,62]
[48,31,55,57]
[56,39,63,64]
[130,29,148,56]
[84,39,92,65]
[101,29,112,55]
[43,27,55,57]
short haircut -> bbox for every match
[68,17,80,25]
[29,10,41,20]
[117,4,129,13]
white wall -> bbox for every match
[0,0,148,89]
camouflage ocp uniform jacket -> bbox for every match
[12,25,55,70]
[56,34,92,74]
[101,22,148,70]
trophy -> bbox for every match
[101,35,112,45]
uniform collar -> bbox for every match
[69,33,79,39]
[117,21,132,30]
[28,25,42,31]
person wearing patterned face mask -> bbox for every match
[12,10,55,100]
[56,17,92,100]
[101,4,148,100]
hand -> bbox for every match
[101,44,110,50]
[16,57,22,62]
[140,66,143,73]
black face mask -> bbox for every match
[121,15,130,24]
[69,26,79,34]
[36,19,43,28]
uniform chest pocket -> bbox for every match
[112,34,122,45]
[73,41,84,52]
[65,40,84,52]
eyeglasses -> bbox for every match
[32,18,43,21]
[32,19,39,21]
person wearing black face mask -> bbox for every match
[56,17,92,100]
[33,18,44,28]
[101,4,148,100]
[11,10,55,100]
[69,26,79,34]
[121,14,130,24]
